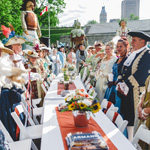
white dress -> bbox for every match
[95,55,117,103]
[51,54,62,75]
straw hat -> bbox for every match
[0,41,13,54]
[24,50,39,58]
[94,41,103,48]
[40,44,51,52]
[86,45,95,51]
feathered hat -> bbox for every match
[2,24,27,46]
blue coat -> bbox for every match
[0,86,24,141]
[117,47,150,126]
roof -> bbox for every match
[85,19,150,35]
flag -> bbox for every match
[40,6,48,16]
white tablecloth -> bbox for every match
[44,73,86,101]
[41,74,136,150]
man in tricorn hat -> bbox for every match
[21,0,41,43]
[116,31,150,141]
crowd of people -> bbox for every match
[0,20,150,149]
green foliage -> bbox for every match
[0,0,23,40]
[87,20,98,25]
[35,0,66,27]
[0,0,66,41]
[129,14,139,20]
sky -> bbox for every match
[58,0,150,27]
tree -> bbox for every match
[129,14,139,20]
[34,0,66,28]
[0,0,66,40]
[0,0,23,40]
[86,20,98,25]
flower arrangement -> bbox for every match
[61,89,101,114]
[68,64,76,71]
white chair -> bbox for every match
[101,99,119,112]
[84,77,91,88]
[21,101,43,124]
[105,109,128,133]
[22,85,42,108]
[21,94,43,124]
[41,82,48,94]
[132,124,150,149]
[11,104,43,141]
[81,67,87,82]
[0,121,38,150]
[88,88,97,98]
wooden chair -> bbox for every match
[105,109,128,133]
[132,124,150,149]
[0,121,38,150]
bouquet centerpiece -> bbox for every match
[61,89,101,127]
[68,64,76,72]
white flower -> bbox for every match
[82,99,92,106]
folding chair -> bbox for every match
[81,67,87,82]
[105,109,128,133]
[21,101,43,124]
[101,99,119,112]
[22,85,42,108]
[11,104,42,141]
[41,82,48,94]
[132,124,150,149]
[0,121,38,150]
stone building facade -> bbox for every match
[60,19,150,46]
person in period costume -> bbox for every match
[0,41,14,91]
[67,47,76,64]
[91,41,105,71]
[21,0,41,48]
[57,45,65,68]
[95,42,117,103]
[24,50,44,100]
[116,19,130,40]
[51,48,62,76]
[116,31,150,141]
[104,38,128,114]
[40,44,54,73]
[2,31,27,70]
[137,75,150,149]
[62,48,67,66]
[80,46,93,78]
[0,54,29,140]
[70,19,88,52]
[76,43,87,73]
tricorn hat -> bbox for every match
[21,0,36,11]
[128,31,150,41]
[0,41,13,54]
[3,36,27,46]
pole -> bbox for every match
[48,4,51,47]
